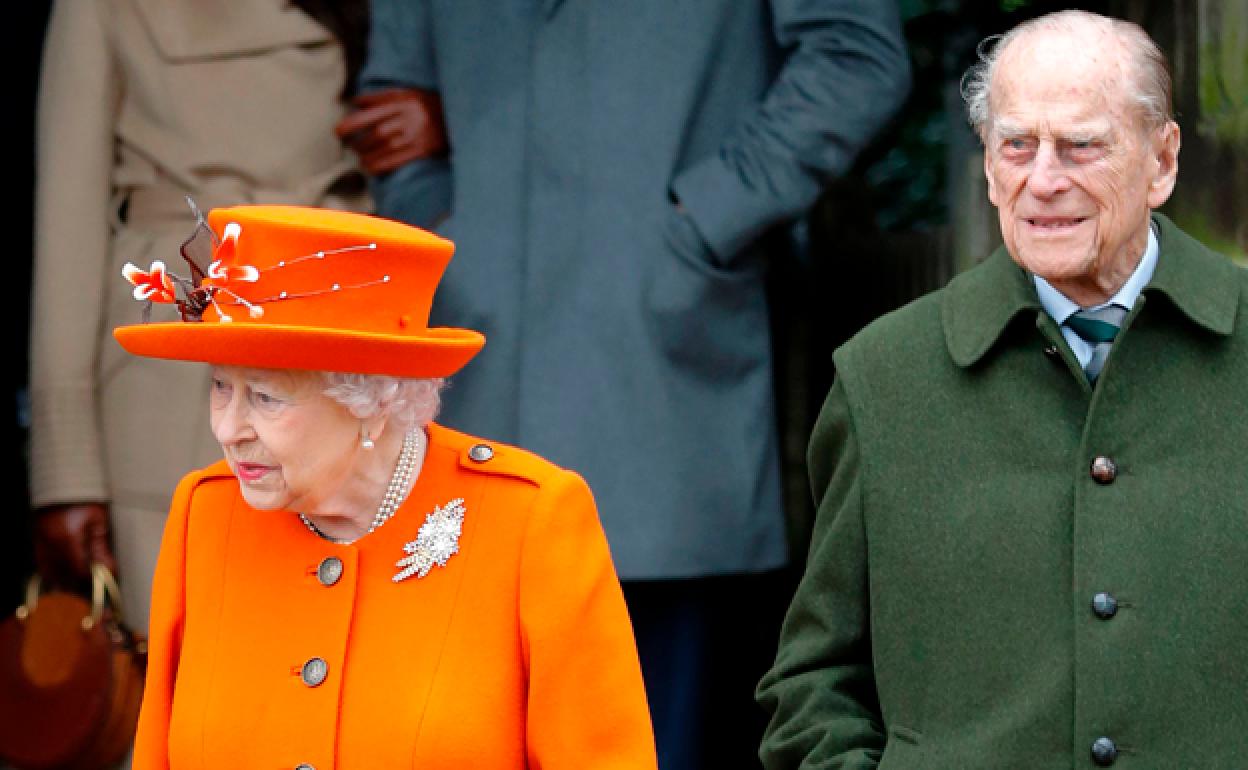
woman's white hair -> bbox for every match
[961,10,1173,139]
[320,372,446,430]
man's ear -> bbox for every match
[1147,120,1181,209]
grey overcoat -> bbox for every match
[758,215,1248,768]
[360,0,911,579]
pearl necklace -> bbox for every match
[299,428,423,544]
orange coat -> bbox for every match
[133,423,657,769]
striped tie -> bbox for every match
[1065,305,1127,382]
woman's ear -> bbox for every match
[360,413,391,448]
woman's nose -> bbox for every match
[211,394,255,446]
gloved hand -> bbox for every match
[335,87,449,176]
[33,502,118,588]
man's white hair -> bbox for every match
[961,10,1173,139]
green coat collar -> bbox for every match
[942,213,1240,368]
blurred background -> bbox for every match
[8,0,1245,611]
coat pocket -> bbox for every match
[640,206,770,379]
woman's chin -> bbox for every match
[236,484,289,512]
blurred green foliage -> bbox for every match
[1198,1,1248,144]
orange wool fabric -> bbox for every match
[114,206,485,378]
[132,423,657,769]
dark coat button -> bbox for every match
[468,444,494,462]
[301,657,328,687]
[1092,592,1118,619]
[1090,456,1118,484]
[316,557,343,587]
[1043,345,1061,359]
[1091,736,1118,766]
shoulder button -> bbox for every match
[468,444,495,463]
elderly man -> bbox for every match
[758,10,1246,769]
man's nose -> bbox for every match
[1025,141,1072,198]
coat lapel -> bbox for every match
[940,213,1240,371]
[1143,213,1239,336]
[132,0,332,61]
[941,246,1042,368]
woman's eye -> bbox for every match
[209,378,233,408]
[254,391,281,406]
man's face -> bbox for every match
[983,33,1179,305]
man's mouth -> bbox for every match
[1026,216,1088,228]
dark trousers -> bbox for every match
[623,570,792,770]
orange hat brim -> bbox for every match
[114,322,484,378]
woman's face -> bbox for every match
[209,366,362,513]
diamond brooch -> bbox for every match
[393,498,466,582]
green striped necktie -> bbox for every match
[1065,304,1127,381]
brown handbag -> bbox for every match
[0,564,147,770]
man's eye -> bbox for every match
[1065,140,1105,161]
[1001,138,1034,154]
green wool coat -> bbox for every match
[758,215,1248,769]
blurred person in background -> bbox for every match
[336,1,911,766]
[28,0,369,636]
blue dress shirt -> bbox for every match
[1034,224,1160,370]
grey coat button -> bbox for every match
[301,657,329,687]
[1090,456,1118,484]
[468,444,494,462]
[295,765,316,770]
[1092,592,1118,619]
[1091,736,1118,766]
[317,557,344,586]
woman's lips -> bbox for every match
[234,461,274,482]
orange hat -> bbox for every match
[113,204,484,377]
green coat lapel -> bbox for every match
[941,213,1240,374]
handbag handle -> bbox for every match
[17,563,127,631]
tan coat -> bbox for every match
[28,0,369,630]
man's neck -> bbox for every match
[1034,222,1160,318]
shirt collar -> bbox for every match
[942,213,1240,368]
[1033,223,1158,324]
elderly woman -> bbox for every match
[114,205,656,769]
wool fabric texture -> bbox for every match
[759,215,1248,768]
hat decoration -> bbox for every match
[113,199,485,378]
[121,198,383,325]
